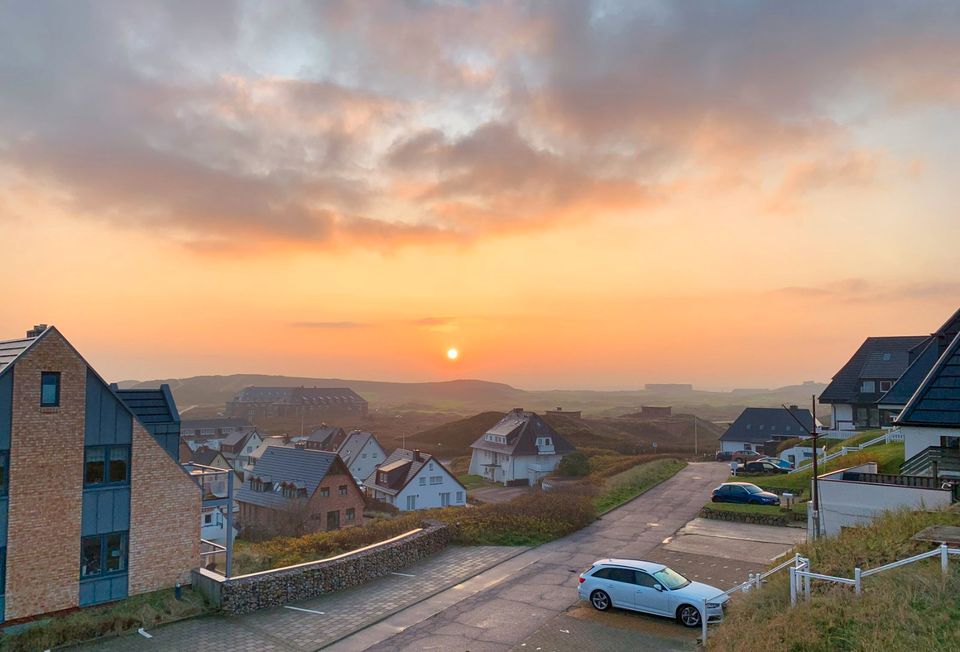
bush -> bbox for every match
[557,451,590,476]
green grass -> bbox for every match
[826,429,886,452]
[593,458,687,514]
[457,474,488,489]
[705,501,789,516]
[706,509,960,651]
[0,587,209,652]
[729,442,905,499]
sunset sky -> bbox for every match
[1,1,958,389]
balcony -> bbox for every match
[900,446,960,480]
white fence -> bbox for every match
[790,543,959,605]
[699,543,958,642]
[789,430,898,474]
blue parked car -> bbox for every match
[711,482,780,506]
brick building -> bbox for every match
[237,446,365,537]
[225,386,368,421]
[0,325,200,622]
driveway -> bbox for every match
[340,462,732,652]
[468,484,530,504]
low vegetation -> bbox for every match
[707,509,960,651]
[593,458,687,514]
[0,588,209,652]
[235,457,685,573]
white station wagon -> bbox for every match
[578,558,728,627]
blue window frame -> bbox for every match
[84,446,130,486]
[0,451,7,497]
[40,371,60,407]
[80,531,128,579]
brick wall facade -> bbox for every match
[5,330,86,619]
[308,471,365,530]
[128,420,200,594]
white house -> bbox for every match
[335,430,386,484]
[364,448,466,511]
[718,407,816,455]
[813,462,954,537]
[467,408,576,486]
[779,444,826,468]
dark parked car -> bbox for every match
[711,482,780,506]
[742,460,790,475]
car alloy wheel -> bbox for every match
[590,590,611,611]
[677,604,702,628]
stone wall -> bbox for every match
[195,521,452,614]
[699,506,806,528]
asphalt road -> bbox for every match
[336,461,732,652]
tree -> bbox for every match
[557,452,590,477]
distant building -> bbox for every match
[0,325,199,621]
[225,387,368,421]
[644,384,693,393]
[468,408,576,486]
[640,406,672,418]
[719,406,816,454]
[237,446,365,536]
[544,407,582,419]
[181,417,255,441]
[219,430,263,473]
[365,449,466,511]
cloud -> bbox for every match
[2,1,960,252]
[412,317,455,327]
[771,279,960,304]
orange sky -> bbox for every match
[1,2,958,389]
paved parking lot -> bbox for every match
[512,517,807,651]
[73,546,524,651]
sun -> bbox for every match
[446,347,459,360]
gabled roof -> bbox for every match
[363,448,465,495]
[720,407,815,443]
[469,409,575,456]
[236,446,344,509]
[231,386,367,405]
[819,336,929,404]
[0,335,42,377]
[896,331,960,428]
[190,446,230,469]
[306,425,347,448]
[222,429,255,448]
[879,307,960,409]
[337,430,378,467]
[114,385,180,429]
[246,437,293,464]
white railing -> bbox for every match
[699,554,808,642]
[790,543,959,605]
[789,431,893,474]
[700,543,959,642]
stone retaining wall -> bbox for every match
[193,520,453,614]
[699,506,805,528]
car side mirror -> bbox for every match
[654,584,664,592]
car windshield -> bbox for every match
[653,567,690,590]
[744,485,764,494]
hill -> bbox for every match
[124,373,828,421]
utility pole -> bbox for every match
[782,396,821,539]
[694,414,699,458]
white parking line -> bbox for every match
[390,572,417,577]
[284,606,326,615]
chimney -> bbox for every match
[26,324,48,338]
[413,449,422,462]
[789,405,799,411]
[513,407,524,414]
